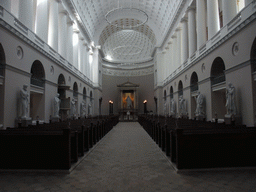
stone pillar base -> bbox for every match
[15,117,32,127]
[196,114,205,121]
[51,116,60,123]
[224,115,242,125]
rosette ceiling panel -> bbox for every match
[69,0,181,70]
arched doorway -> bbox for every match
[0,44,5,127]
[211,57,226,120]
[71,82,78,117]
[178,81,183,115]
[89,91,93,115]
[251,37,256,125]
[57,74,70,120]
[30,60,45,121]
[164,90,167,115]
[190,72,198,119]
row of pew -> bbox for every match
[139,115,256,170]
[0,115,119,170]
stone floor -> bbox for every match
[0,122,256,192]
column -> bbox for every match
[171,34,177,69]
[0,0,11,12]
[73,30,79,69]
[58,10,67,58]
[35,0,49,42]
[176,28,181,68]
[78,34,84,72]
[207,0,220,39]
[92,48,99,86]
[169,41,174,74]
[187,6,197,56]
[18,0,34,31]
[222,0,237,26]
[66,18,74,63]
[48,0,59,50]
[83,42,88,76]
[196,0,207,49]
[181,17,188,64]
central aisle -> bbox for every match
[74,122,181,191]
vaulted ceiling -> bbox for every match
[67,0,182,71]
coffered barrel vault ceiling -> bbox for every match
[67,0,182,72]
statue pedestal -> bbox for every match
[196,114,205,121]
[51,116,60,123]
[224,114,242,125]
[15,117,32,127]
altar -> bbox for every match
[117,81,139,121]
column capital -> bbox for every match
[187,6,196,12]
[181,17,188,23]
[59,10,68,15]
[175,27,182,32]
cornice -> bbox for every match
[102,66,154,77]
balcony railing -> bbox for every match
[30,77,44,87]
[212,75,225,85]
[190,84,198,92]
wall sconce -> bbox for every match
[143,100,147,114]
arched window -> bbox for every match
[30,60,45,87]
[251,37,256,72]
[170,86,173,99]
[58,74,65,85]
[211,57,226,85]
[73,82,78,98]
[178,81,183,96]
[0,43,5,77]
[83,87,86,100]
[190,72,198,92]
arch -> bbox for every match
[73,82,78,98]
[0,43,6,64]
[190,72,198,92]
[164,90,167,101]
[58,74,66,85]
[90,91,93,101]
[170,86,173,99]
[210,57,226,85]
[178,81,183,96]
[30,60,45,87]
[251,37,256,72]
[83,87,87,100]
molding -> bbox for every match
[163,10,256,87]
[5,64,31,77]
[45,80,58,87]
[225,60,251,75]
[102,66,154,77]
[0,9,94,89]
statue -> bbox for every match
[20,84,29,119]
[170,98,176,116]
[164,100,168,116]
[226,82,236,115]
[179,95,186,116]
[80,100,86,117]
[126,96,133,109]
[53,93,61,118]
[88,101,92,115]
[195,92,205,116]
[71,98,76,117]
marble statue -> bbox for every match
[170,98,176,116]
[80,100,86,117]
[20,84,29,119]
[53,93,61,118]
[179,95,186,116]
[195,92,205,116]
[226,82,236,115]
[71,98,76,116]
[88,102,92,115]
[126,96,133,109]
